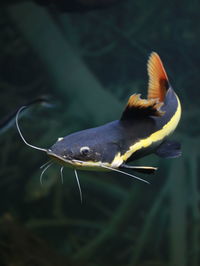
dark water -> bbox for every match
[0,1,199,266]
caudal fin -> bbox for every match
[147,52,169,102]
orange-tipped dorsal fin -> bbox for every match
[121,93,164,120]
[147,52,169,102]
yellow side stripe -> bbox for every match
[111,94,181,166]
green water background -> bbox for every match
[0,1,199,265]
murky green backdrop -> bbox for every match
[0,1,199,265]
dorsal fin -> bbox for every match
[147,52,169,102]
[121,93,164,120]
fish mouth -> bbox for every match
[47,151,75,167]
[46,150,109,171]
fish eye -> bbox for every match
[80,146,90,156]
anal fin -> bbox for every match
[120,164,157,174]
[155,140,181,158]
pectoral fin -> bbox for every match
[155,140,181,158]
[120,164,157,174]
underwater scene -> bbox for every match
[0,1,199,265]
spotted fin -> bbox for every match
[120,164,157,174]
[121,93,164,120]
[147,52,169,102]
[155,140,181,158]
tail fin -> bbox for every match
[147,52,169,102]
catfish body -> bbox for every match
[48,52,181,170]
[15,52,181,177]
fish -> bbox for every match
[0,95,53,135]
[16,52,181,201]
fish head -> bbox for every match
[47,129,119,170]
